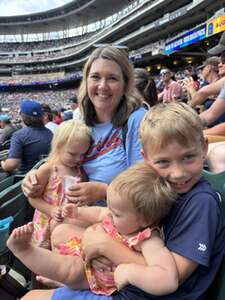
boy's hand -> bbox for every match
[62,203,78,218]
[114,264,130,290]
[51,206,64,223]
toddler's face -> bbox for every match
[60,139,90,168]
[143,140,207,194]
[107,187,145,235]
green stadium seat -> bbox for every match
[203,170,225,300]
[0,176,15,193]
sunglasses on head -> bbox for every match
[94,43,129,50]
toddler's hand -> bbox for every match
[51,206,64,223]
[114,264,130,291]
[62,203,78,218]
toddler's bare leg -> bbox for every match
[7,222,34,254]
[51,223,86,252]
[7,223,89,289]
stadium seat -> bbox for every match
[0,175,15,193]
[0,192,33,297]
[202,169,225,300]
[0,180,23,206]
[0,149,9,161]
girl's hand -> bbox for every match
[66,182,108,206]
[22,170,42,197]
[62,203,78,218]
[51,207,64,223]
[114,264,130,290]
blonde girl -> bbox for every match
[28,119,91,249]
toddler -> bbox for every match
[28,119,91,248]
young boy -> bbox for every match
[76,102,225,300]
[113,102,225,299]
[7,103,225,300]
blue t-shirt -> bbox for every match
[83,107,146,184]
[8,126,53,173]
[113,177,225,300]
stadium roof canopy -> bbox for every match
[0,0,134,35]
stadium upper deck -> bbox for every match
[0,0,224,77]
[0,0,135,35]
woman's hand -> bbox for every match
[22,170,42,197]
[66,181,108,206]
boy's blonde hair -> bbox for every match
[109,162,177,225]
[48,119,91,162]
[140,102,205,154]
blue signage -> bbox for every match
[165,25,206,55]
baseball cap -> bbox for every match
[20,100,43,117]
[0,114,11,122]
[160,69,171,76]
[197,56,220,71]
[208,31,225,55]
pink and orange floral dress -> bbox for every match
[32,166,81,249]
[59,215,155,295]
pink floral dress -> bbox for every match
[32,166,81,249]
[59,215,156,295]
[32,167,65,248]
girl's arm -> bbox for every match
[114,231,179,295]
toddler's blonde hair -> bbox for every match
[109,162,177,225]
[48,119,91,162]
[140,102,205,154]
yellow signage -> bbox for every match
[206,14,225,37]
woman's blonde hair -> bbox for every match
[48,119,91,162]
[108,162,177,225]
[78,45,142,127]
[140,102,205,154]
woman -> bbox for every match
[22,46,146,206]
[134,68,158,109]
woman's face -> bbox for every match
[87,58,125,122]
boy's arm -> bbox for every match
[82,224,146,266]
[114,231,179,295]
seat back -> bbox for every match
[202,170,225,300]
[0,176,15,193]
[0,181,23,206]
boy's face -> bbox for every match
[142,140,208,194]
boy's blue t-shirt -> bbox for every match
[83,107,145,184]
[112,177,225,300]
